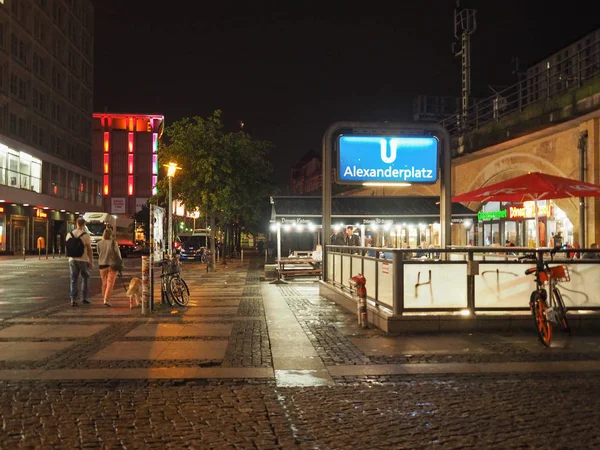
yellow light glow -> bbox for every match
[165,162,181,177]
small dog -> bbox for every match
[126,277,142,309]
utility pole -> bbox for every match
[453,1,477,132]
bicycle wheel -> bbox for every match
[553,288,571,335]
[170,276,190,306]
[161,275,175,306]
[531,291,552,347]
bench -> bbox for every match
[281,268,322,279]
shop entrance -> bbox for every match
[13,222,27,253]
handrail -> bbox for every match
[324,245,600,317]
[440,34,600,137]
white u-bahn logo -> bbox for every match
[380,139,397,164]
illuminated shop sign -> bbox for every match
[280,217,314,224]
[338,136,439,184]
[362,218,394,225]
[478,210,507,221]
[0,206,4,213]
[508,204,553,219]
[36,210,48,218]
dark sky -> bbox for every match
[92,1,598,189]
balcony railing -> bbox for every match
[440,33,600,136]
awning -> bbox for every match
[271,196,476,225]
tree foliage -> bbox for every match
[155,111,274,264]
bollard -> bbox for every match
[141,255,149,315]
[241,248,243,262]
[23,247,26,260]
[38,248,41,260]
[349,273,368,328]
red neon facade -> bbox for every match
[93,113,164,214]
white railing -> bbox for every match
[325,246,600,314]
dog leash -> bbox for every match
[117,270,129,292]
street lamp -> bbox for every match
[164,162,181,256]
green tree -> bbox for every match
[156,110,273,269]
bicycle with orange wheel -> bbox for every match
[524,256,571,347]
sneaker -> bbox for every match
[104,302,112,307]
[82,299,91,305]
[71,302,78,307]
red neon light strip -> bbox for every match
[103,132,110,152]
[128,154,134,174]
[128,132,134,153]
[128,176,134,196]
[103,154,109,174]
[103,176,109,196]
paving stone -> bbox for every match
[0,342,74,361]
[0,324,109,339]
[125,323,232,338]
[89,340,229,361]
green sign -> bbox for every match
[477,209,507,221]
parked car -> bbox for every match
[177,235,207,261]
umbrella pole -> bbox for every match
[535,196,540,248]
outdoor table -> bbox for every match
[277,257,322,279]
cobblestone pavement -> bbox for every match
[2,373,600,449]
[2,254,600,448]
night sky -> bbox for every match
[92,1,598,189]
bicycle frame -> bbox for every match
[526,259,570,346]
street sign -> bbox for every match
[337,135,439,184]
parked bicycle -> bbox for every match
[523,252,571,346]
[160,255,190,306]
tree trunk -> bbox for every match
[221,225,227,265]
[209,211,216,271]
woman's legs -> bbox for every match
[99,267,109,300]
[103,268,118,304]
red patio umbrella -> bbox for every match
[452,172,600,247]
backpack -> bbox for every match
[66,231,87,257]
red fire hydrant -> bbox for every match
[349,273,368,328]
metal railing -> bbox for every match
[440,33,600,136]
[325,245,600,316]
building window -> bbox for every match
[9,113,16,135]
[11,34,27,64]
[10,74,17,96]
[18,78,26,101]
[81,63,90,86]
[51,101,61,123]
[52,2,64,29]
[52,35,62,60]
[68,50,76,72]
[33,53,47,79]
[34,15,46,43]
[51,67,62,91]
[17,117,26,139]
[0,146,42,193]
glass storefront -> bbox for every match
[476,200,573,247]
[0,145,42,193]
[0,211,5,251]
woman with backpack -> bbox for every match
[97,227,123,307]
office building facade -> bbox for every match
[0,0,97,254]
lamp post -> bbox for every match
[165,162,181,256]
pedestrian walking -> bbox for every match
[257,240,264,256]
[97,227,123,307]
[65,216,94,307]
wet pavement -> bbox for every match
[1,254,600,448]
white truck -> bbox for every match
[82,212,136,257]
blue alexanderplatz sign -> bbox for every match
[337,135,439,184]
